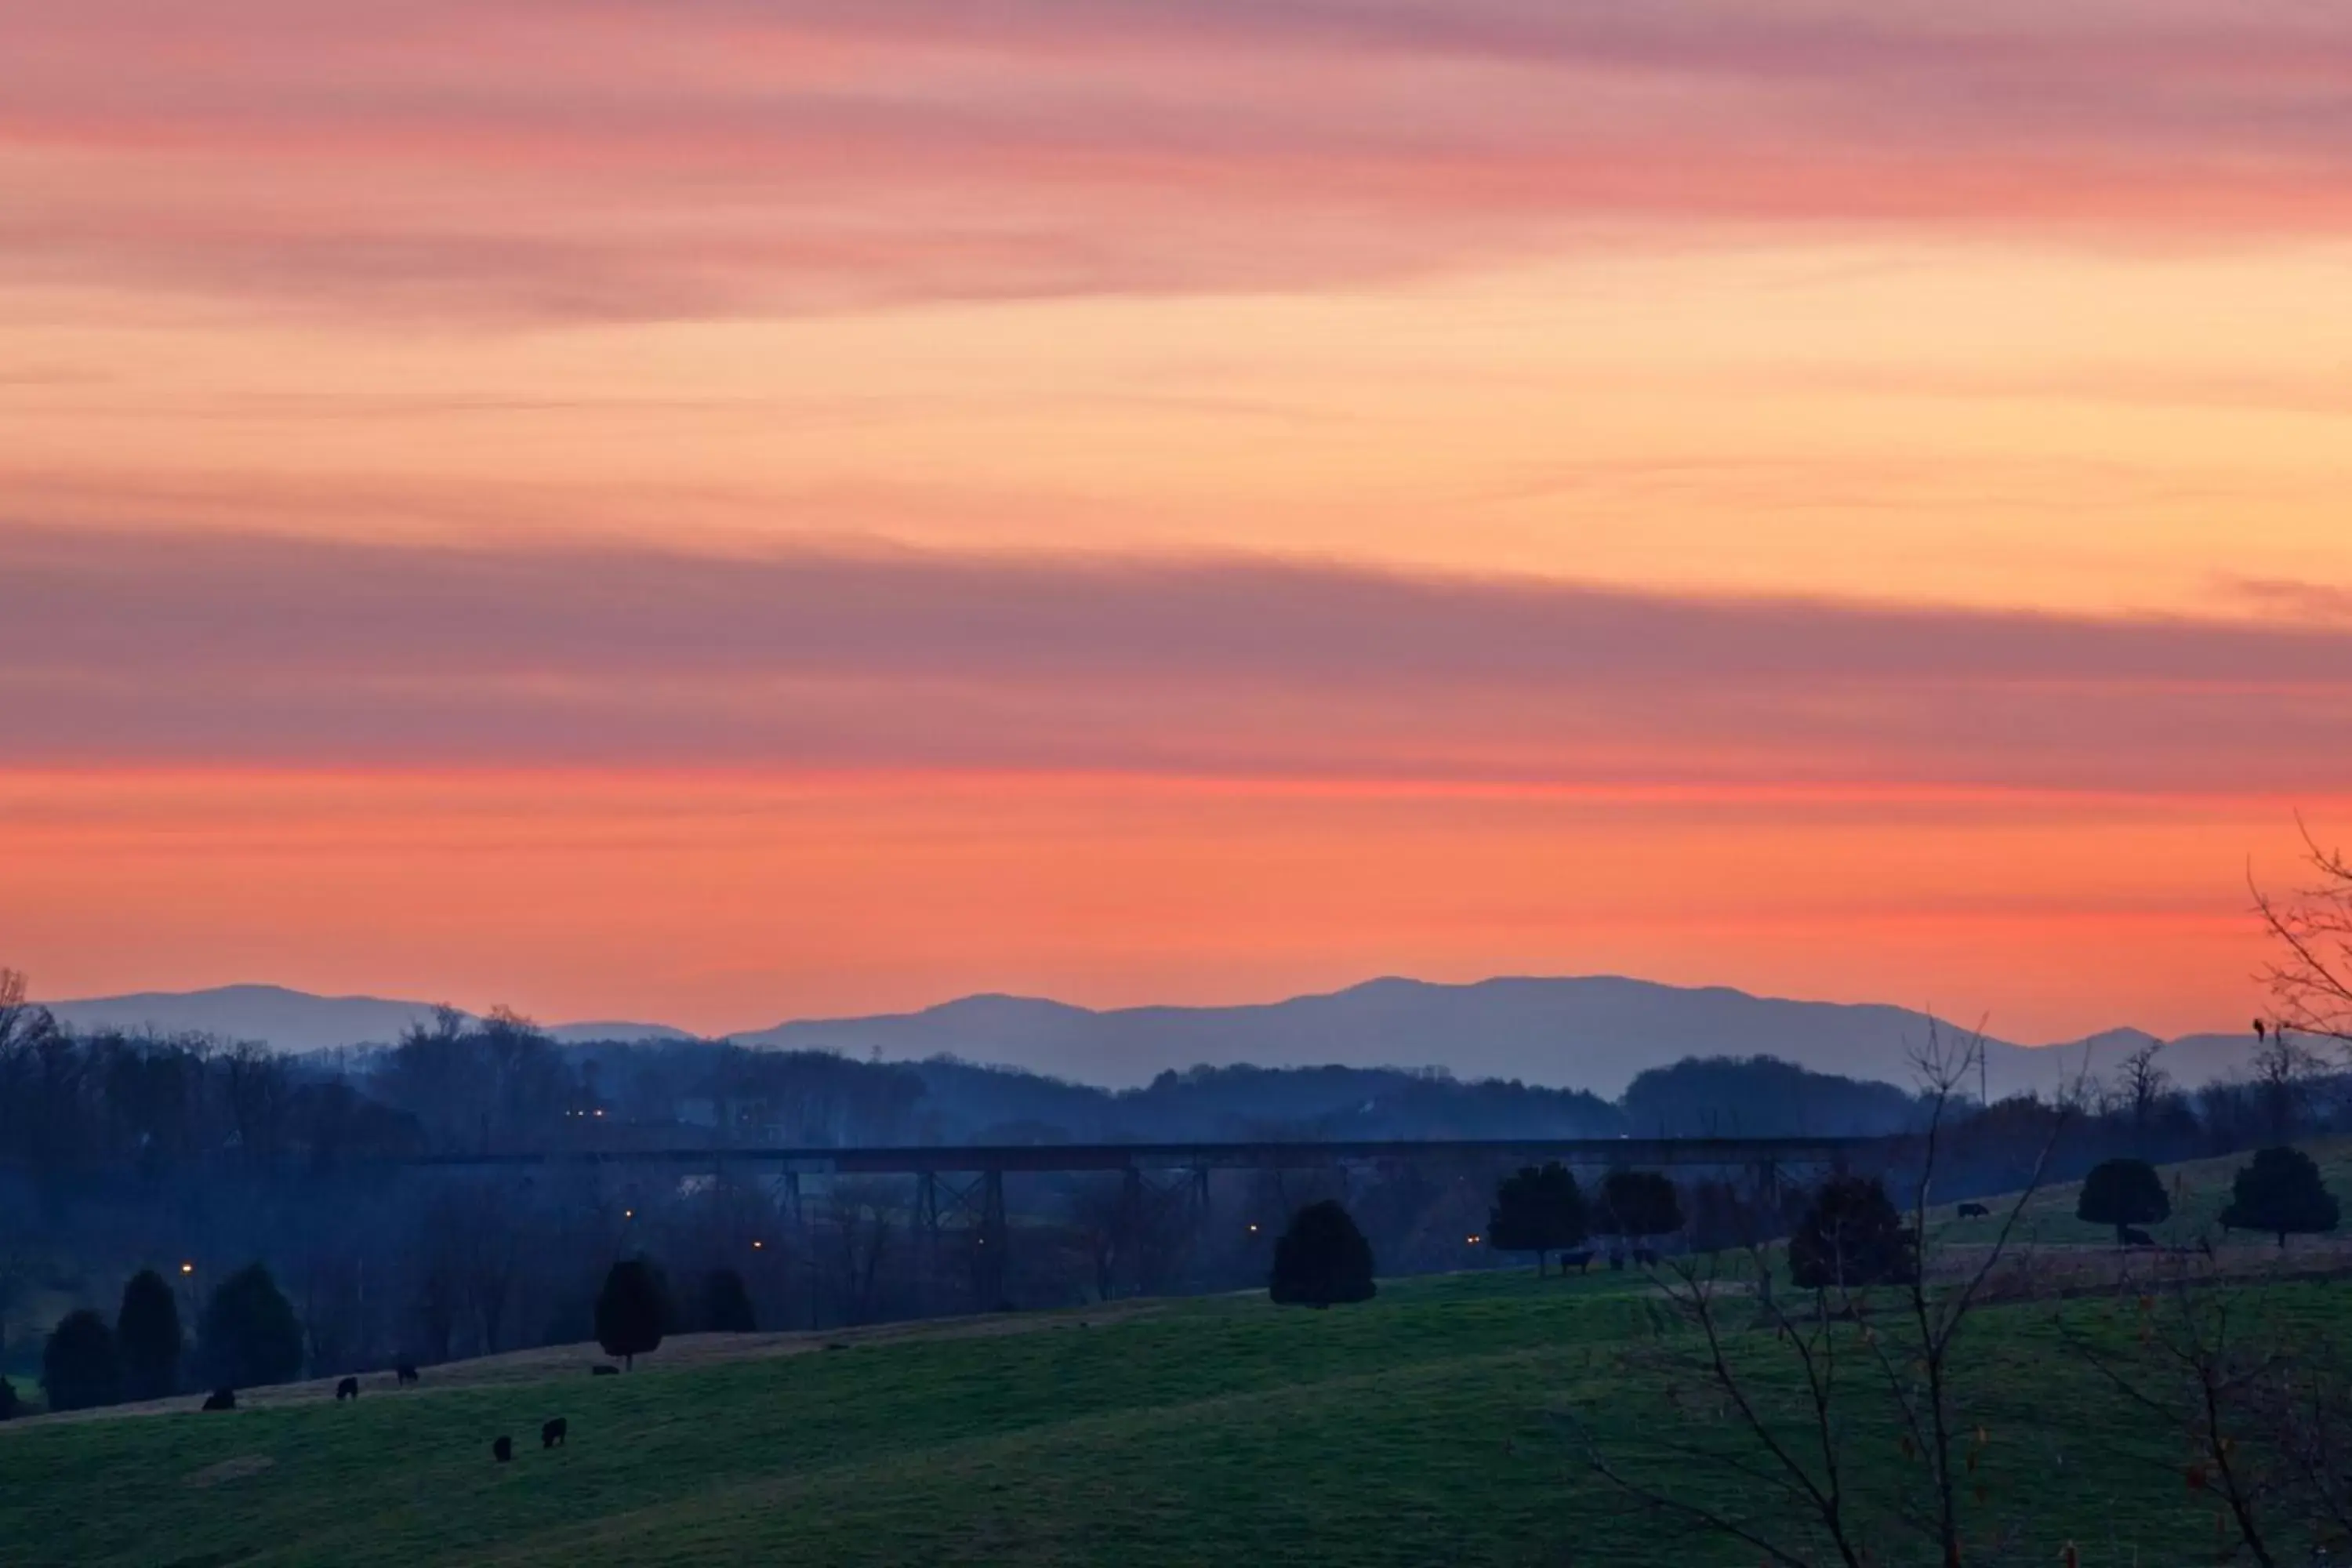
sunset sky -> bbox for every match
[5,1,2350,1039]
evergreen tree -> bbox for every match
[42,1308,122,1413]
[699,1267,757,1334]
[596,1258,670,1368]
[2220,1145,2341,1248]
[1487,1162,1588,1275]
[200,1263,305,1388]
[2075,1157,2171,1244]
[1788,1175,1917,1290]
[1269,1200,1377,1308]
[117,1269,183,1401]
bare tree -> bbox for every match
[2254,819,2352,1051]
[218,1040,294,1167]
[1069,1176,1127,1301]
[825,1181,896,1327]
[453,1185,525,1355]
[1571,1024,2082,1567]
[2061,1257,2352,1566]
[0,967,31,1051]
[2115,1038,2171,1137]
[2248,1021,2326,1142]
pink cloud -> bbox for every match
[4,523,2349,793]
[4,1,2350,318]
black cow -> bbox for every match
[1632,1247,1660,1266]
[1956,1202,1991,1219]
[201,1388,237,1412]
[590,1364,619,1377]
[542,1417,568,1450]
[492,1436,514,1464]
[1559,1249,1595,1273]
[394,1363,419,1386]
[2122,1226,2158,1247]
[335,1377,359,1402]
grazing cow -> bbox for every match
[590,1363,619,1377]
[1632,1247,1660,1266]
[201,1388,237,1412]
[1956,1203,1991,1219]
[2122,1226,2158,1247]
[1559,1249,1594,1273]
[492,1436,514,1464]
[335,1377,359,1402]
[542,1417,568,1450]
[394,1363,419,1386]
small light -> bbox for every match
[752,1240,764,1250]
[624,1209,634,1219]
[1247,1224,1258,1233]
[180,1261,194,1275]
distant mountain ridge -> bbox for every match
[43,985,690,1054]
[39,975,2260,1098]
[739,977,2256,1098]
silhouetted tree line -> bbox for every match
[29,1260,301,1414]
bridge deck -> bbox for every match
[412,1134,1868,1174]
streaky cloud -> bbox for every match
[4,523,2348,792]
[5,0,2351,318]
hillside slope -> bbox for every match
[5,1265,2339,1566]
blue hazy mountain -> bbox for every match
[44,975,2253,1098]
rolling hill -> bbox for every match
[4,1264,2340,1566]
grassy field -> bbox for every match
[1933,1137,2352,1250]
[8,1145,2350,1566]
[5,1262,2347,1566]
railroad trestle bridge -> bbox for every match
[413,1136,1871,1304]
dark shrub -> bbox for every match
[699,1268,757,1334]
[42,1308,122,1413]
[1599,1169,1684,1242]
[1487,1162,1588,1275]
[0,1374,20,1421]
[1788,1176,1917,1290]
[1269,1200,1377,1308]
[117,1269,183,1401]
[2220,1146,2340,1248]
[2076,1157,2171,1244]
[200,1263,304,1388]
[595,1258,669,1369]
